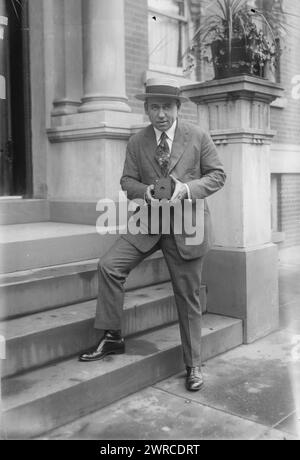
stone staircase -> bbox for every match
[0,199,243,439]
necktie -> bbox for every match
[155,132,170,177]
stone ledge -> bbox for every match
[0,199,50,225]
[51,110,143,127]
[211,129,277,144]
[47,124,133,143]
[47,110,145,143]
[183,75,284,104]
[47,121,149,143]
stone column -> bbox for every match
[183,76,284,343]
[46,0,143,202]
[50,0,81,116]
[79,0,131,113]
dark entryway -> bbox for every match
[0,0,32,197]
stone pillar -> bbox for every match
[51,0,82,116]
[79,0,131,113]
[46,0,144,202]
[183,76,284,343]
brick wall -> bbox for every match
[275,1,300,247]
[270,0,300,145]
[125,0,148,115]
[124,0,300,131]
[279,174,300,247]
[124,0,198,125]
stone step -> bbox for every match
[0,251,172,320]
[0,199,50,225]
[1,315,243,439]
[0,222,118,274]
[0,281,207,378]
[49,200,108,225]
[0,199,129,227]
[0,282,174,377]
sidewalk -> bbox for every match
[38,246,300,441]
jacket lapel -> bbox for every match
[168,121,190,175]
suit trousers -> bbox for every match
[95,235,204,367]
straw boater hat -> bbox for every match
[135,78,189,103]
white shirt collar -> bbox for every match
[153,119,177,144]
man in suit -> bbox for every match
[79,78,226,391]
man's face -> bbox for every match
[145,97,179,132]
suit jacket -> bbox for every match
[120,120,226,260]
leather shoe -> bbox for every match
[185,366,204,391]
[79,330,125,362]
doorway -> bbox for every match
[0,0,32,197]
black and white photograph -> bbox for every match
[0,0,300,443]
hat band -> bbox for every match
[146,85,181,97]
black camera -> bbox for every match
[153,176,175,200]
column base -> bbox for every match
[79,95,131,113]
[202,243,279,343]
[51,99,81,116]
[50,110,144,129]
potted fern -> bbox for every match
[186,0,285,80]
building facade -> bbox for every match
[1,0,300,437]
[0,0,300,245]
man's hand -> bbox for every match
[145,184,160,203]
[169,175,188,202]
